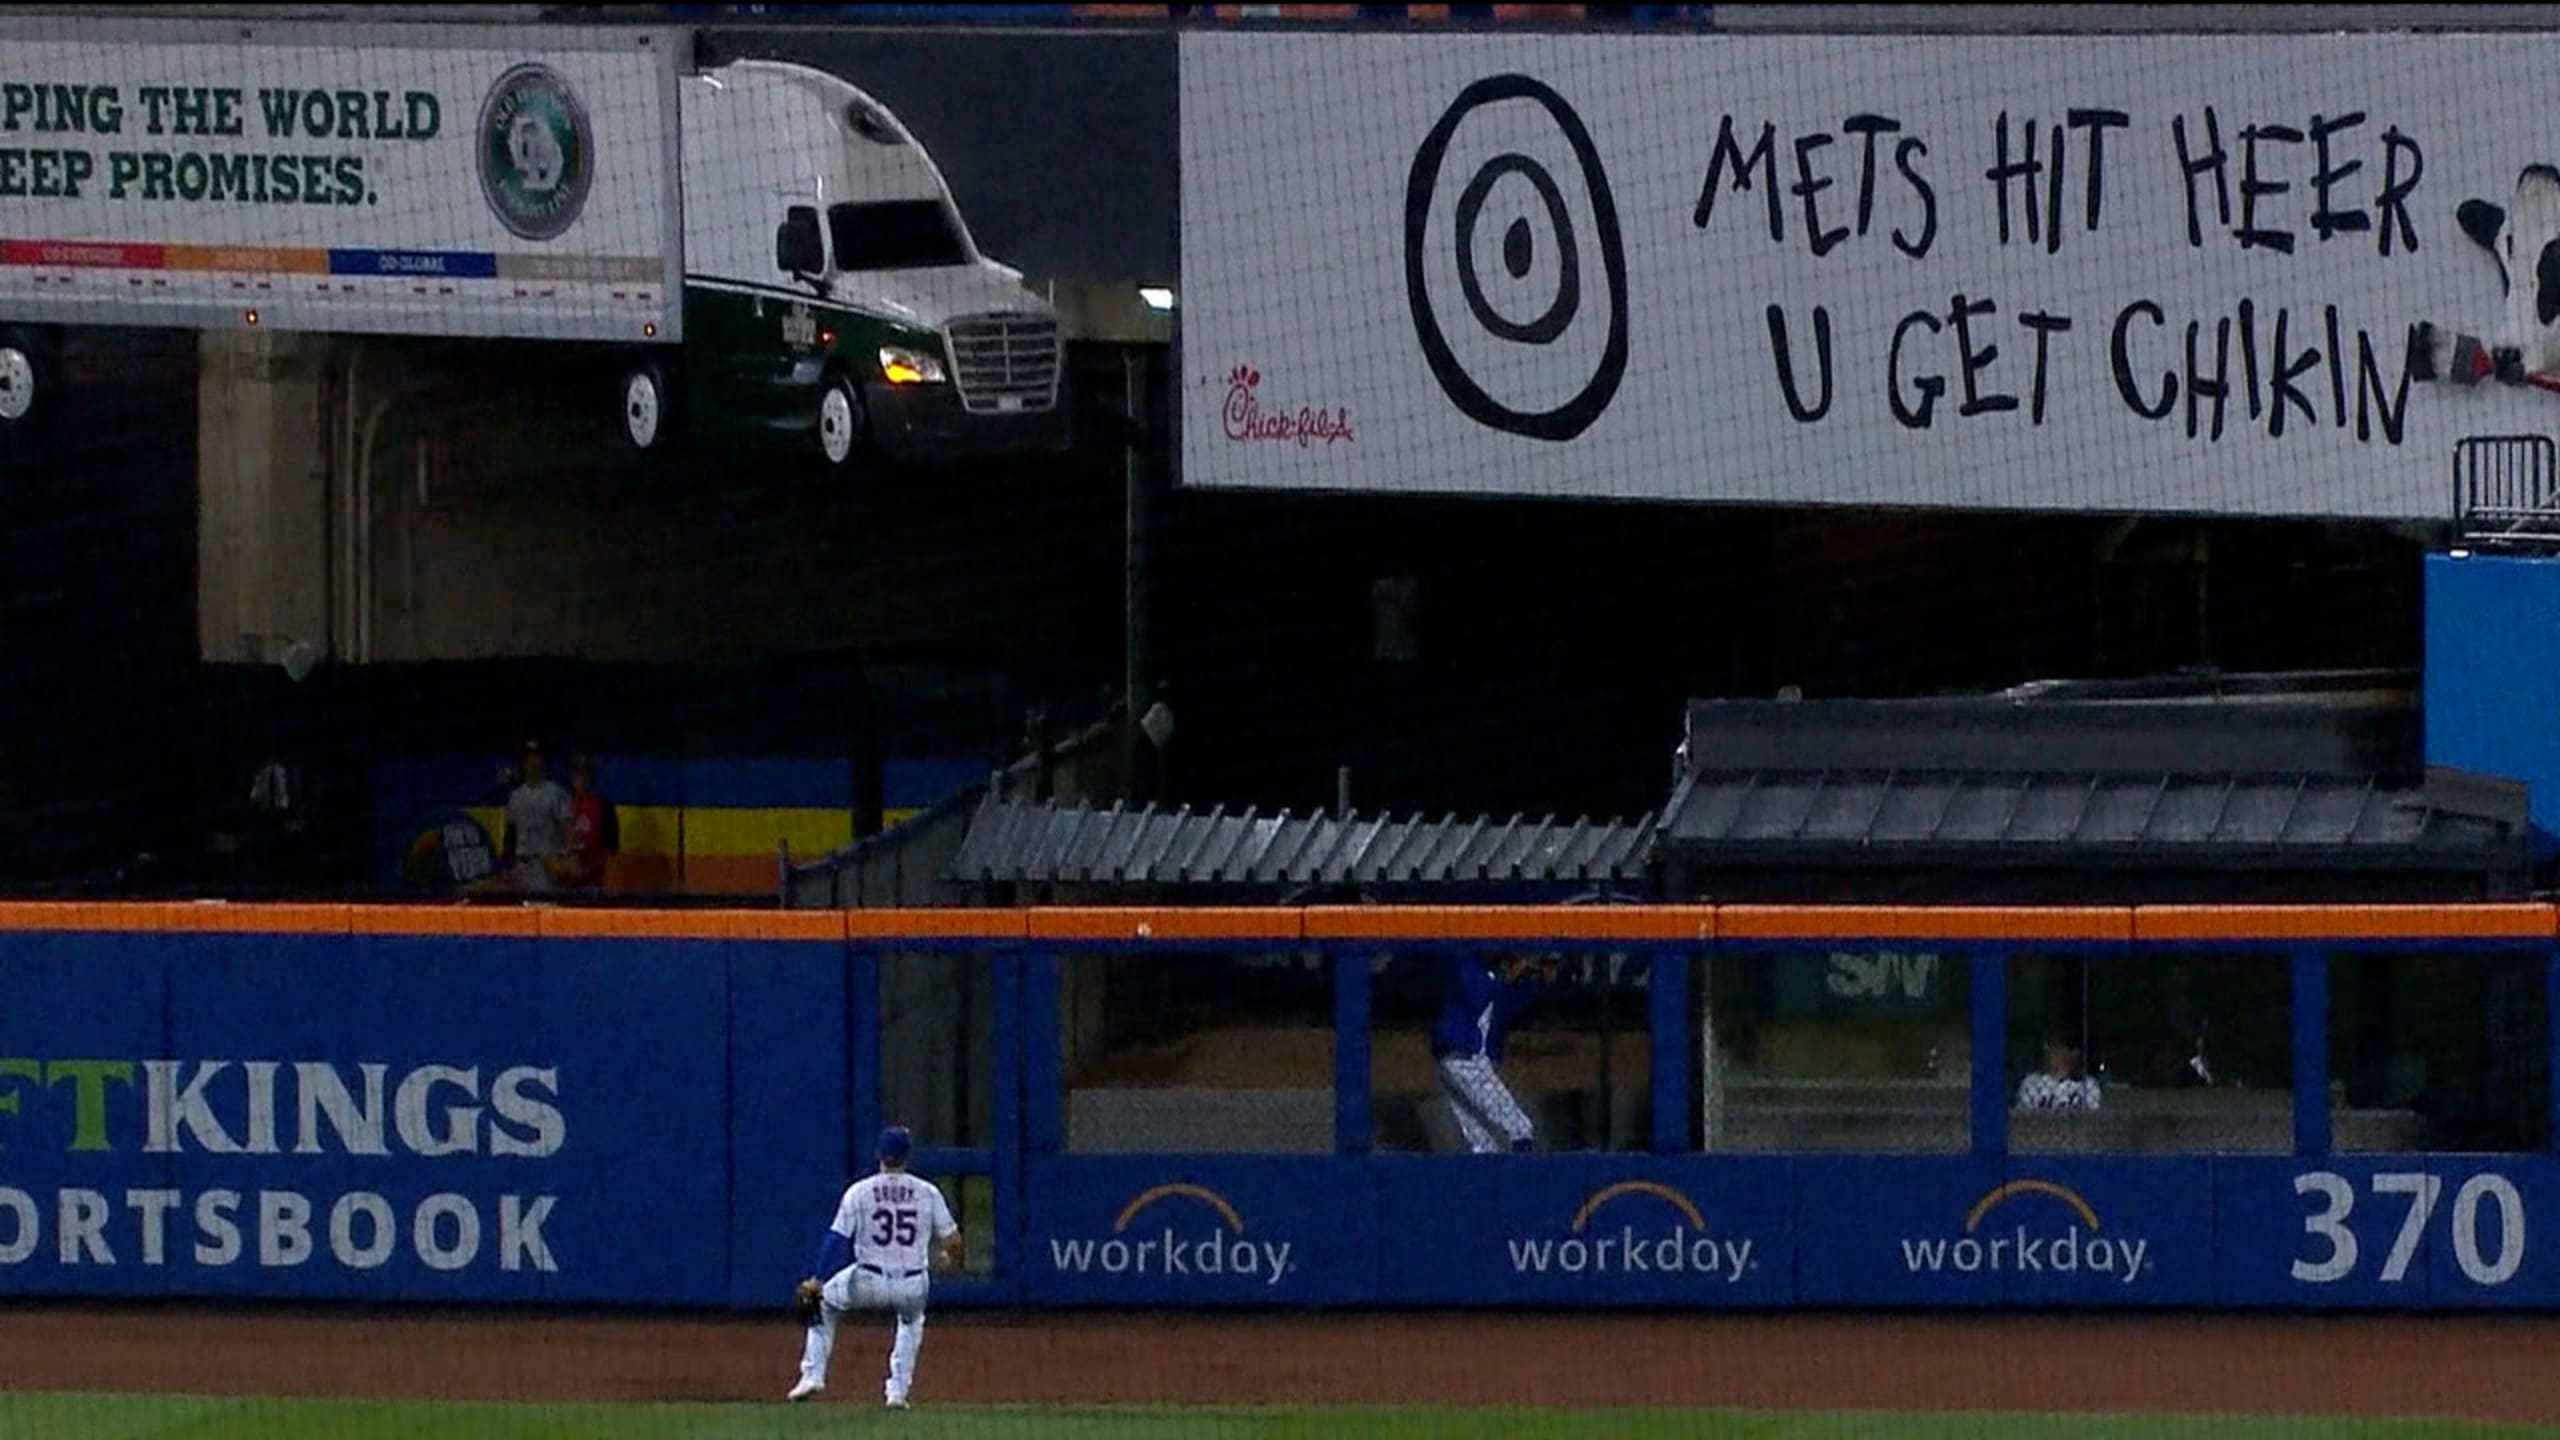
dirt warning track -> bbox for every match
[3,1305,2557,1424]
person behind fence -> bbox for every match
[563,753,621,889]
[1430,951,1557,1153]
[499,740,574,894]
[2015,1029,2103,1113]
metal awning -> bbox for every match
[951,797,1657,889]
[1660,768,2524,870]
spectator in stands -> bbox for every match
[2016,1029,2102,1113]
[565,753,622,890]
[500,741,574,895]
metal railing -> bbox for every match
[2455,433,2560,549]
[780,713,1123,908]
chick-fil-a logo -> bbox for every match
[1222,364,1357,448]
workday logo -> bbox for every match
[1046,1183,1296,1287]
[1508,1180,1757,1283]
[1900,1180,2153,1287]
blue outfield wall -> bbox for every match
[3,916,2559,1312]
[1018,1153,2553,1310]
[0,927,849,1308]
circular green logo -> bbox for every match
[477,63,593,242]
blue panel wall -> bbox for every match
[2425,551,2560,857]
[1794,1156,2214,1308]
[1794,1156,2007,1308]
[0,931,172,1299]
[513,936,731,1305]
[727,940,853,1308]
[1009,1153,2560,1310]
[0,928,819,1309]
[1372,1154,1792,1307]
[1021,1156,1375,1307]
[2211,1155,2560,1310]
[11,923,2560,1314]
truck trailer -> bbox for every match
[0,17,1069,472]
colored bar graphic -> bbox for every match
[170,243,329,275]
[327,247,500,280]
[2,236,659,286]
[0,238,166,269]
[497,253,665,284]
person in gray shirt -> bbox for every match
[500,740,574,894]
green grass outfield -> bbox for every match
[7,1396,2560,1440]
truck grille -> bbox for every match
[944,313,1061,415]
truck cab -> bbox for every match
[634,59,1069,471]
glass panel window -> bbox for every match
[2008,952,2291,1155]
[2331,951,2549,1154]
[1060,949,1331,1154]
[880,949,994,1149]
[1705,947,1970,1153]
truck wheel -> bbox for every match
[0,331,43,426]
[816,373,862,471]
[615,362,670,453]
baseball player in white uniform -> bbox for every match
[788,1125,962,1409]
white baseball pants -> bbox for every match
[799,1262,930,1404]
[1436,1054,1534,1153]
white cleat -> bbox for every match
[787,1379,824,1402]
[885,1394,911,1410]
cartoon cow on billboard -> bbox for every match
[2412,165,2560,396]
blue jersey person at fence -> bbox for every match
[1430,952,1557,1153]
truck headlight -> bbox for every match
[877,347,946,385]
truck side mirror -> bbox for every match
[776,206,825,277]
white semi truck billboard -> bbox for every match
[0,18,1070,473]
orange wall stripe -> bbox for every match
[1025,907,1307,943]
[156,902,354,935]
[1718,906,2135,943]
[539,909,744,942]
[0,904,2548,943]
[1306,905,1716,942]
[843,909,1025,942]
[350,905,544,938]
[2133,904,2560,943]
[734,911,855,943]
[0,902,153,931]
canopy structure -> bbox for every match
[1660,695,2530,902]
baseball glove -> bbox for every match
[793,1277,824,1325]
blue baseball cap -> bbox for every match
[877,1125,913,1162]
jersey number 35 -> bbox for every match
[869,1207,918,1247]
